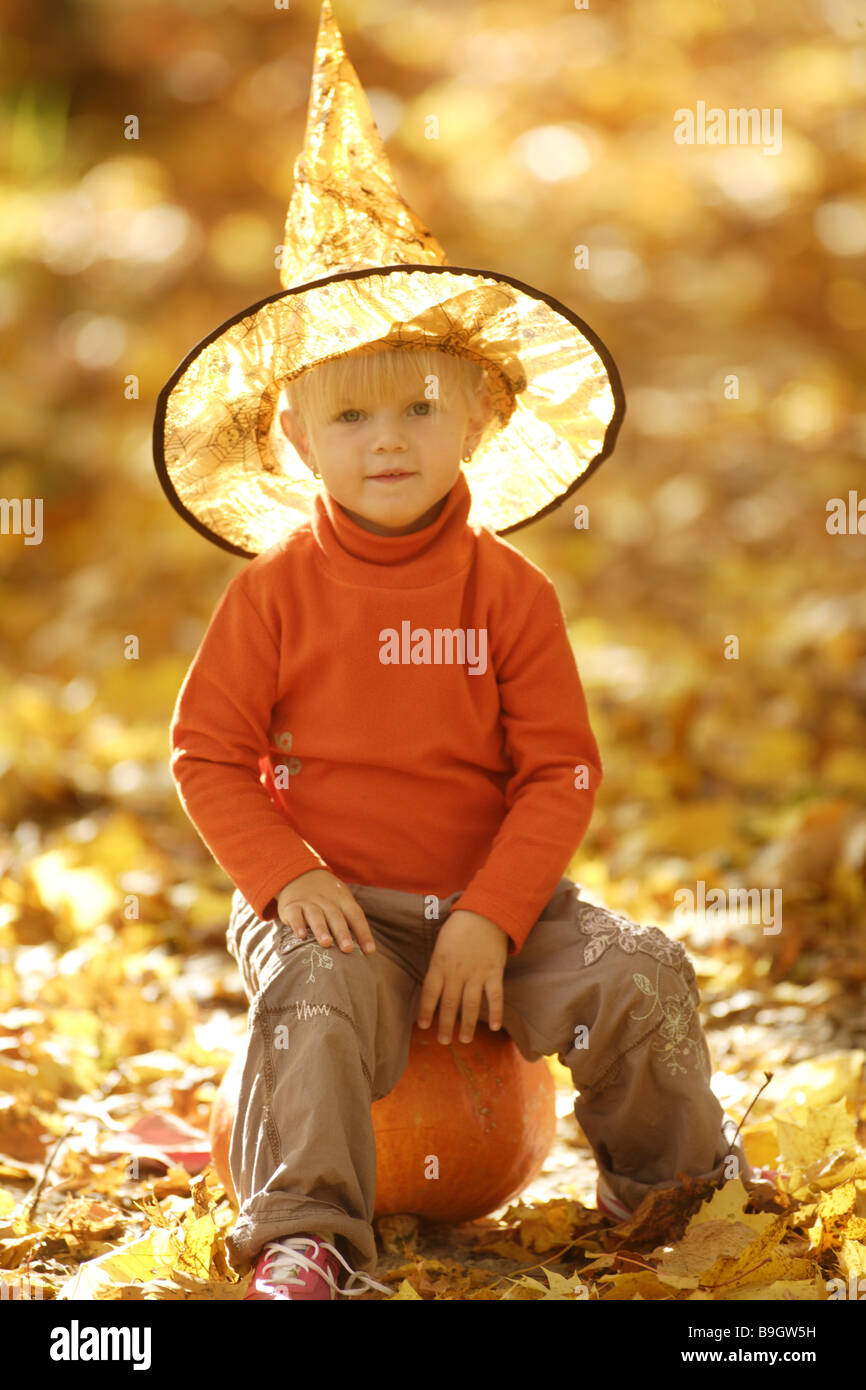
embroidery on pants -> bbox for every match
[276,926,334,983]
[575,901,689,974]
[628,962,702,1076]
[305,945,333,984]
[296,999,331,1019]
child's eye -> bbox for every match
[336,403,432,421]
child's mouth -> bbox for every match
[368,471,414,482]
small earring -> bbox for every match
[312,466,320,478]
[462,451,472,463]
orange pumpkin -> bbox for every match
[210,1022,556,1223]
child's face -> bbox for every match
[279,360,491,536]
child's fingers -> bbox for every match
[485,974,504,1032]
[417,967,444,1031]
[296,902,332,945]
[435,985,463,1045]
[279,903,309,938]
[299,900,365,953]
[342,899,377,954]
[314,897,374,953]
[281,895,374,954]
[309,901,355,950]
[458,983,483,1044]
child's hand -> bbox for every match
[277,869,377,955]
[417,909,509,1045]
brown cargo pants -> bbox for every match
[224,875,749,1275]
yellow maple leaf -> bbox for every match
[390,1279,423,1300]
[173,1211,217,1279]
[740,1118,780,1170]
[687,1178,773,1230]
[598,1270,677,1300]
[56,1229,176,1299]
[837,1238,866,1282]
[776,1097,857,1172]
[511,1198,585,1253]
[506,1267,589,1300]
[652,1181,788,1293]
[805,1181,866,1254]
[722,1275,825,1301]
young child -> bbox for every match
[156,3,759,1301]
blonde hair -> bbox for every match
[281,346,490,436]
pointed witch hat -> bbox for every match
[153,0,625,557]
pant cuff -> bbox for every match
[226,1196,378,1276]
[597,1121,755,1215]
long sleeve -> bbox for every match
[451,576,603,955]
[169,575,330,919]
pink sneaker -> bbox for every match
[595,1172,633,1222]
[243,1235,392,1300]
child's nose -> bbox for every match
[371,414,408,450]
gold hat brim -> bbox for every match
[154,262,625,557]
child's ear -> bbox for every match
[279,407,311,462]
[466,389,494,452]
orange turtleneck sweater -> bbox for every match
[169,471,602,954]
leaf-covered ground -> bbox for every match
[0,799,864,1301]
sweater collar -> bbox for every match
[310,470,475,587]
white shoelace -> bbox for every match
[596,1174,632,1220]
[256,1236,392,1299]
